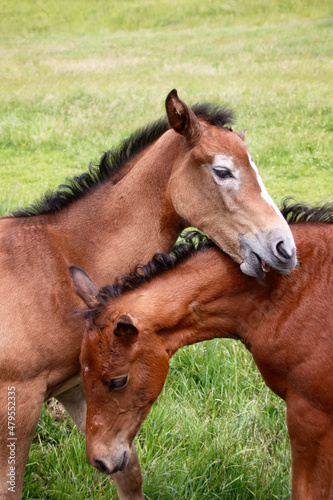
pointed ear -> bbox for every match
[69,265,104,308]
[165,89,202,146]
[114,315,139,338]
[236,128,246,141]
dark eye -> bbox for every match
[213,167,234,180]
[107,375,129,391]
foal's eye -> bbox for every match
[108,375,129,391]
[213,167,234,180]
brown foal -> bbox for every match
[72,203,333,500]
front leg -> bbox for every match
[287,395,333,500]
[56,381,87,432]
[112,444,144,500]
[0,381,45,499]
[57,383,144,499]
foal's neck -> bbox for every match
[145,226,325,356]
[127,246,283,354]
[54,131,185,280]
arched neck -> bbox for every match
[44,131,185,281]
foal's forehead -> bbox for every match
[199,126,248,159]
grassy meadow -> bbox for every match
[1,0,333,498]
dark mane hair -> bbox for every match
[101,232,214,302]
[281,199,333,224]
[12,103,235,218]
[83,232,215,325]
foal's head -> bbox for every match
[165,90,296,278]
[70,265,173,476]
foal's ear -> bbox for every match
[114,315,139,338]
[236,128,246,141]
[69,265,103,308]
[165,89,202,146]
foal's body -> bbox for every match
[0,91,295,498]
[73,209,333,499]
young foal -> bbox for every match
[0,90,296,499]
[72,203,333,500]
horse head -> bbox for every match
[165,89,297,278]
[70,266,171,476]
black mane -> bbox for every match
[280,199,333,224]
[83,232,214,325]
[101,232,214,302]
[12,103,235,218]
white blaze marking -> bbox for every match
[247,151,285,221]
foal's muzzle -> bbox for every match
[93,450,129,475]
[240,228,297,279]
[86,437,131,476]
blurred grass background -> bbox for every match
[1,0,332,498]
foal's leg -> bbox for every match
[111,444,144,500]
[0,381,45,499]
[57,382,144,500]
[287,396,333,500]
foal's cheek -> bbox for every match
[143,368,169,412]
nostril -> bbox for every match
[276,241,292,260]
[94,458,111,475]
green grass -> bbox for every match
[1,0,332,36]
[138,342,290,500]
[1,1,332,498]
